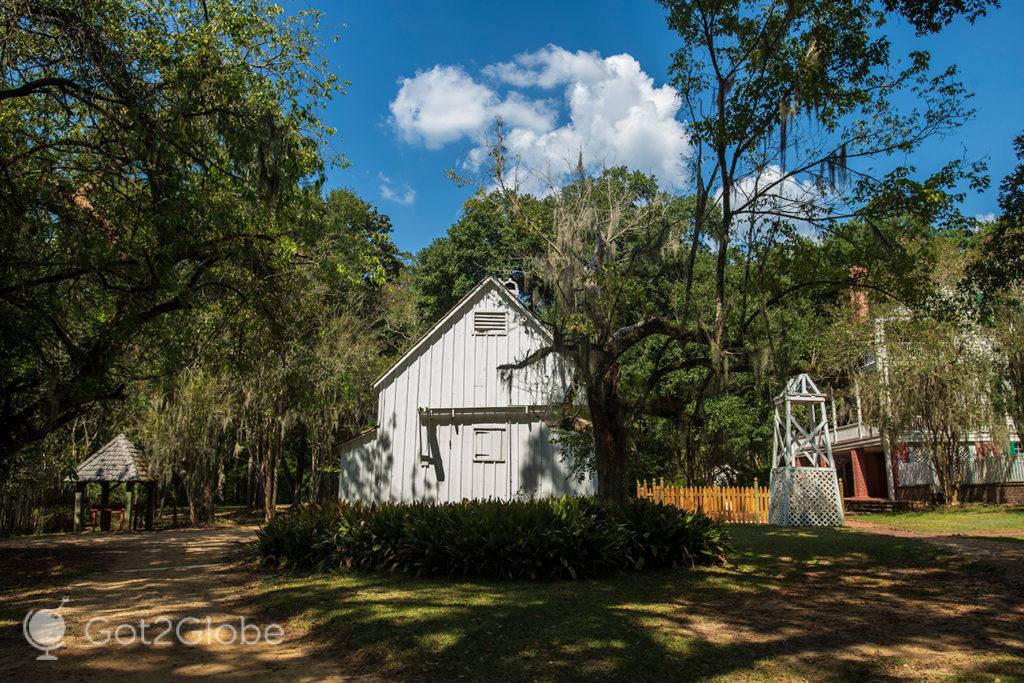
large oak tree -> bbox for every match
[0,0,340,471]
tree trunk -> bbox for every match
[679,372,714,485]
[185,485,198,526]
[171,486,179,528]
[310,446,322,503]
[943,459,960,505]
[183,462,215,526]
[216,458,225,502]
[586,365,632,505]
[262,443,277,523]
[942,436,958,505]
[933,439,960,506]
[198,481,214,524]
[293,440,305,505]
[262,424,284,522]
[245,448,255,511]
[279,450,294,504]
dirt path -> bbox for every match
[846,518,1024,587]
[0,526,343,681]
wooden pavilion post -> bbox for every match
[99,481,111,531]
[145,481,156,531]
[73,482,88,532]
[125,482,135,531]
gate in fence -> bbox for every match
[636,479,769,524]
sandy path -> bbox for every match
[846,518,1024,587]
[0,526,344,681]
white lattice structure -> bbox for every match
[769,374,845,526]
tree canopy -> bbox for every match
[0,0,342,468]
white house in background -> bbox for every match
[338,277,596,503]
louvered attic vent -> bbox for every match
[473,310,507,335]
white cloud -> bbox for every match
[723,165,825,236]
[493,92,557,133]
[389,45,690,194]
[389,65,556,151]
[390,66,496,149]
[975,211,997,223]
[379,173,416,205]
[483,45,608,88]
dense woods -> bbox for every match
[1,0,1020,532]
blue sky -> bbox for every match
[305,1,1024,254]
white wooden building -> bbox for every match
[338,277,596,503]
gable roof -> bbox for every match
[372,277,553,390]
[72,434,153,482]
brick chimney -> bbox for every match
[849,265,868,322]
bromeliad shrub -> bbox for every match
[255,497,728,580]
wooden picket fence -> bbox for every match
[636,479,769,524]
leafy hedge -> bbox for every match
[255,497,728,580]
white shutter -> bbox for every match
[473,427,506,462]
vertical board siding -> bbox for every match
[339,282,592,503]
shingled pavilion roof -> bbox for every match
[73,434,153,483]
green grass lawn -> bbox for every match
[253,525,1024,681]
[857,504,1024,536]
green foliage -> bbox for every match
[883,0,1000,35]
[969,131,1024,294]
[0,0,343,464]
[962,132,1024,444]
[314,189,405,289]
[254,497,728,580]
[413,191,548,323]
[999,132,1024,223]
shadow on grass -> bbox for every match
[253,526,1024,680]
[953,534,1024,547]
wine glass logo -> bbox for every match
[23,597,69,660]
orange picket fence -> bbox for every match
[636,479,769,524]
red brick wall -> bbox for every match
[895,485,932,503]
[961,483,1024,504]
[849,449,869,498]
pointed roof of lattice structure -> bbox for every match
[775,373,827,405]
[72,434,153,482]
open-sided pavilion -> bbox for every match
[70,434,156,531]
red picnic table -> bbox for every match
[89,503,126,531]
